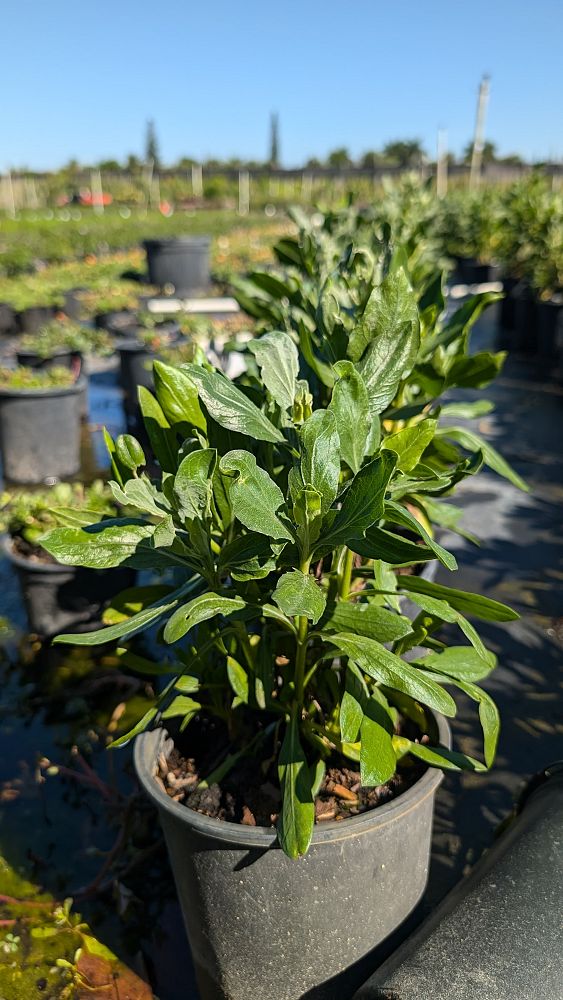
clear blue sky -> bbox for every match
[1,0,562,170]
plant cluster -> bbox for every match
[20,321,113,358]
[41,209,526,859]
[0,366,76,390]
[0,480,116,547]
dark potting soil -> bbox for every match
[11,535,56,565]
[154,716,427,829]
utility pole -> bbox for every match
[436,128,448,198]
[469,74,490,190]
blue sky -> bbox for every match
[1,0,562,170]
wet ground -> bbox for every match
[0,304,561,998]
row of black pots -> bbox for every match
[0,290,87,337]
[452,256,502,285]
[499,279,563,361]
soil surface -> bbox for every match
[154,716,427,828]
[11,535,56,565]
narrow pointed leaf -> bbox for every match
[360,699,396,786]
[277,715,315,859]
[249,331,299,411]
[183,364,284,443]
[328,360,371,473]
[164,592,246,643]
[300,409,340,514]
[397,575,519,622]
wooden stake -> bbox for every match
[436,129,448,198]
[238,170,250,215]
[469,75,490,190]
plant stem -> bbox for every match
[294,556,312,710]
[338,546,355,600]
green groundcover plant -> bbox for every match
[0,481,116,551]
[41,245,525,859]
[0,366,76,390]
[20,321,113,358]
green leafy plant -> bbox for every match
[0,481,116,555]
[41,242,524,859]
[0,366,76,390]
[20,320,113,358]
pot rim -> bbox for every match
[0,375,86,399]
[1,534,75,575]
[143,236,211,249]
[134,710,451,849]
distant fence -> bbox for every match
[1,163,562,215]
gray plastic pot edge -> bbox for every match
[135,710,451,849]
[0,376,86,400]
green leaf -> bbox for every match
[355,268,421,413]
[227,656,249,703]
[174,448,217,521]
[328,361,371,473]
[438,426,528,492]
[321,600,412,643]
[249,331,299,411]
[300,409,340,514]
[395,737,487,772]
[395,586,493,665]
[138,386,177,473]
[161,695,201,720]
[293,485,323,555]
[218,532,276,581]
[277,715,315,859]
[115,434,145,471]
[422,671,500,767]
[360,699,396,786]
[445,352,505,390]
[396,575,519,622]
[272,570,326,624]
[153,514,176,548]
[153,360,207,432]
[102,584,174,624]
[384,419,436,472]
[55,588,186,646]
[220,450,293,541]
[439,400,494,419]
[384,500,457,570]
[41,520,156,569]
[340,669,365,743]
[103,426,126,486]
[350,524,434,566]
[183,364,284,444]
[164,592,246,643]
[316,452,396,554]
[109,477,169,518]
[416,646,497,681]
[325,632,457,717]
[109,707,159,747]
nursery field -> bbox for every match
[0,179,561,999]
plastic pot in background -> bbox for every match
[499,275,519,333]
[0,377,85,484]
[454,258,501,285]
[536,298,563,361]
[354,764,563,1000]
[16,306,56,335]
[118,342,156,417]
[512,284,538,354]
[0,303,17,336]
[3,538,135,637]
[15,348,82,373]
[135,713,450,1000]
[95,309,137,335]
[143,236,211,296]
[62,288,86,322]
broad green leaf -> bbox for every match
[355,269,421,413]
[438,426,528,492]
[439,400,494,419]
[138,386,177,473]
[42,519,155,569]
[102,584,174,624]
[161,695,201,720]
[220,450,293,541]
[328,361,371,473]
[300,409,340,514]
[50,506,114,528]
[226,656,249,703]
[445,352,505,390]
[315,452,396,554]
[249,331,299,411]
[350,525,434,566]
[164,592,246,643]
[384,500,457,571]
[360,699,396,786]
[416,646,497,682]
[109,477,169,518]
[277,715,315,859]
[115,434,145,471]
[395,737,487,772]
[174,448,217,521]
[183,364,284,444]
[384,419,436,472]
[420,292,502,358]
[421,670,500,767]
[153,514,176,548]
[247,270,296,299]
[321,600,412,643]
[293,485,323,555]
[325,632,456,717]
[272,569,326,624]
[396,575,519,622]
[153,360,207,432]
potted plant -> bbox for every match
[42,265,522,999]
[16,319,113,369]
[7,288,66,335]
[143,235,211,295]
[1,480,135,636]
[0,366,85,484]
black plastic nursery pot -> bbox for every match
[15,348,82,373]
[94,309,137,335]
[536,298,562,360]
[143,236,211,296]
[0,377,85,484]
[118,342,156,415]
[499,275,519,333]
[454,257,501,285]
[135,713,451,1000]
[3,537,135,637]
[0,303,17,336]
[62,288,86,322]
[512,284,538,354]
[16,305,56,335]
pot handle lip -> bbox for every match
[516,761,563,813]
